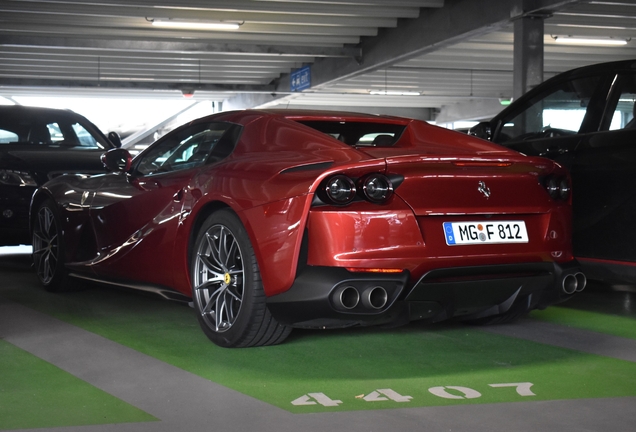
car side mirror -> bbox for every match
[468,122,492,141]
[101,148,132,173]
[107,131,123,148]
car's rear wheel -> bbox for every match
[191,209,291,348]
[32,199,72,292]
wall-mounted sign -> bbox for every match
[291,65,311,92]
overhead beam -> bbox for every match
[226,0,581,109]
[4,0,426,19]
[0,36,361,59]
[0,78,274,93]
[0,2,400,28]
[301,0,581,90]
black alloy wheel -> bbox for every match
[32,199,71,292]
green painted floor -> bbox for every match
[1,251,636,429]
[0,341,156,430]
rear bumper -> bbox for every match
[266,260,584,328]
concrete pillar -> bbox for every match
[513,15,545,100]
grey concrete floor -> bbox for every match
[2,247,636,432]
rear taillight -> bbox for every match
[544,175,570,201]
[322,175,356,205]
[358,173,394,204]
[318,173,395,205]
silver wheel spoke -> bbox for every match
[201,284,224,313]
[218,227,231,269]
[205,231,227,272]
[224,285,241,302]
[199,253,224,276]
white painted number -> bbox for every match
[291,382,535,407]
[489,382,535,396]
[363,389,412,403]
[428,386,482,399]
[291,393,342,407]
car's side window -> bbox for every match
[135,122,232,176]
[71,122,101,147]
[38,120,102,148]
[607,73,636,130]
[45,122,63,143]
[498,75,602,143]
[0,129,18,143]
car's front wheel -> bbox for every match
[32,199,71,292]
[191,209,291,348]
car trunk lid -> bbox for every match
[384,154,556,216]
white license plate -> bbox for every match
[443,221,529,245]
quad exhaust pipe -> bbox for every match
[333,271,585,311]
[361,286,388,310]
[332,285,388,310]
[334,286,360,309]
[562,272,586,294]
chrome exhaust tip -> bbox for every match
[562,274,577,295]
[574,272,587,292]
[333,286,360,310]
[361,286,388,310]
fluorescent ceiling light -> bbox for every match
[369,90,421,96]
[149,18,241,31]
[552,36,628,46]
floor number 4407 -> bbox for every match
[292,382,535,407]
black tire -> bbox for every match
[190,209,292,348]
[31,199,73,292]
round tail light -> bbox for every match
[360,174,393,204]
[323,175,356,205]
[559,177,571,200]
[546,176,560,200]
[544,175,570,201]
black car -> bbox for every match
[470,60,636,284]
[0,105,121,246]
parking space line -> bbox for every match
[0,296,289,430]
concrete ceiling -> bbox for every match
[1,0,635,124]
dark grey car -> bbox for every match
[0,105,120,246]
[471,60,636,283]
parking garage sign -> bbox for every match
[291,65,311,92]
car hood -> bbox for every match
[0,145,109,184]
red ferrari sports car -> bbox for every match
[30,109,585,347]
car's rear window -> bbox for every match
[296,120,406,147]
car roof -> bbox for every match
[199,108,413,126]
[0,105,84,118]
[262,109,410,123]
